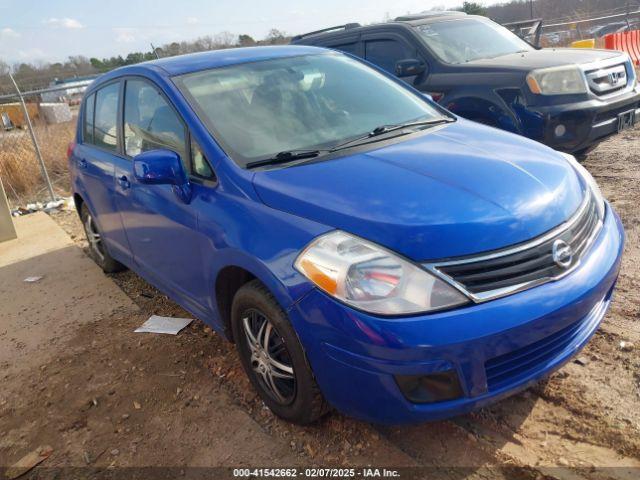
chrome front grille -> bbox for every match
[426,192,603,302]
[585,63,628,96]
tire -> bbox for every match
[80,203,125,273]
[573,146,596,161]
[231,279,329,424]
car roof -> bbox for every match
[114,45,329,77]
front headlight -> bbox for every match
[559,152,606,219]
[526,66,587,95]
[294,231,469,315]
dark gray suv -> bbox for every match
[292,12,640,155]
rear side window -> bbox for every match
[123,79,188,169]
[365,39,414,73]
[93,83,120,151]
[83,93,95,144]
[329,42,358,55]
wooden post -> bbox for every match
[0,176,17,242]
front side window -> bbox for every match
[93,83,120,151]
[83,93,95,144]
[365,39,414,73]
[415,18,532,64]
[191,139,214,179]
[175,53,444,167]
[123,79,187,168]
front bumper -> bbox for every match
[288,205,624,424]
[527,89,640,153]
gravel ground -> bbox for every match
[2,127,639,479]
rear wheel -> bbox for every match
[80,204,125,273]
[231,280,329,424]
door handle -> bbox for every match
[118,175,130,189]
[78,159,88,169]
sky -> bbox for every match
[0,0,494,64]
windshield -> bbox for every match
[175,53,444,166]
[415,18,533,64]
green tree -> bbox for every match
[264,29,287,45]
[238,34,256,46]
[459,1,487,16]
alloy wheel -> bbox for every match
[241,309,296,404]
[83,213,105,262]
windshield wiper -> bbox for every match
[245,118,455,169]
[330,118,455,152]
[246,149,325,169]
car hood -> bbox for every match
[252,119,585,261]
[465,48,623,71]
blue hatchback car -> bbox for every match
[70,46,624,425]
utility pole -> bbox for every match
[530,0,534,19]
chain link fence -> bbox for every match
[0,74,93,209]
[539,4,640,46]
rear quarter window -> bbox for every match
[327,42,359,55]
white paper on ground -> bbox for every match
[23,276,43,283]
[134,315,192,335]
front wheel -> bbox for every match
[231,280,329,424]
[80,204,125,273]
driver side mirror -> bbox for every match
[395,58,427,77]
[133,149,192,203]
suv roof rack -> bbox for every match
[292,23,362,41]
[394,11,466,21]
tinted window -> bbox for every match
[330,42,358,55]
[93,83,120,151]
[83,93,95,144]
[365,39,413,73]
[124,79,187,168]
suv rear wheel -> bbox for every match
[231,279,329,424]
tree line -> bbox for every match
[0,29,288,95]
[454,0,636,22]
[2,0,637,94]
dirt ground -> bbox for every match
[2,127,640,479]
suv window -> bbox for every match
[365,39,414,73]
[93,83,120,151]
[328,42,358,55]
[123,79,188,168]
[83,93,95,144]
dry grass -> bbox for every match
[0,119,76,205]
